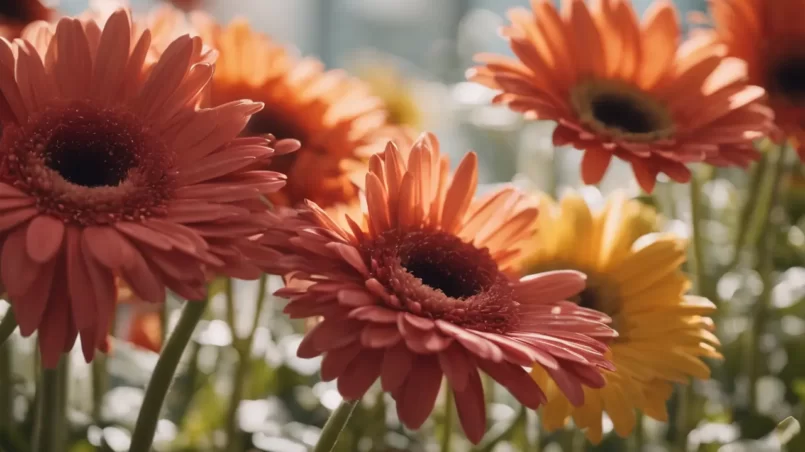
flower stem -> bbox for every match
[674,171,707,451]
[313,399,359,452]
[724,152,768,273]
[747,145,790,414]
[629,412,644,452]
[91,355,106,425]
[32,358,66,452]
[688,170,707,295]
[0,340,12,430]
[223,348,248,452]
[440,388,454,452]
[474,405,526,452]
[224,274,269,452]
[129,298,208,452]
[0,309,16,346]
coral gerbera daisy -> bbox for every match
[467,0,774,193]
[0,10,298,367]
[704,0,805,160]
[191,15,408,209]
[0,0,52,39]
[254,133,617,443]
[522,190,721,443]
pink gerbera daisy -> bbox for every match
[253,133,617,443]
[0,10,298,367]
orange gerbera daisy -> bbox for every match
[468,0,774,193]
[253,133,617,443]
[191,14,408,209]
[0,0,52,39]
[0,10,298,367]
[704,0,805,159]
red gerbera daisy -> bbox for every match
[253,133,617,443]
[0,10,298,367]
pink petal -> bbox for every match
[477,359,545,409]
[82,226,136,270]
[544,365,585,406]
[438,345,473,392]
[361,323,402,348]
[436,321,503,362]
[349,305,399,324]
[337,289,376,308]
[26,215,65,263]
[65,227,98,331]
[395,355,443,429]
[2,226,41,298]
[337,350,384,400]
[453,369,487,444]
[120,248,166,304]
[320,342,363,381]
[514,270,587,303]
[381,343,414,392]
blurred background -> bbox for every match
[6,1,805,452]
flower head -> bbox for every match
[468,0,773,193]
[255,133,616,443]
[191,15,412,209]
[522,190,720,443]
[704,0,805,160]
[0,10,298,367]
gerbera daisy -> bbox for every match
[704,0,805,160]
[522,190,721,443]
[191,14,410,209]
[0,0,52,39]
[0,10,298,367]
[254,133,617,443]
[467,0,774,193]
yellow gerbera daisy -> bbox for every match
[524,190,721,443]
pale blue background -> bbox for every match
[58,0,707,82]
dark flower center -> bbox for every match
[770,58,805,103]
[591,94,659,135]
[44,117,139,188]
[0,100,175,225]
[399,231,493,298]
[362,229,518,333]
[571,79,674,141]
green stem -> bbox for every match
[224,274,269,452]
[533,411,542,452]
[688,171,707,296]
[673,172,707,451]
[570,429,586,452]
[0,310,16,346]
[313,399,359,452]
[53,359,69,452]
[129,298,208,452]
[0,340,12,429]
[440,389,454,452]
[224,278,236,334]
[223,349,248,452]
[159,301,169,350]
[630,412,644,452]
[724,153,768,273]
[91,355,107,425]
[32,360,65,452]
[474,405,526,452]
[747,145,790,414]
